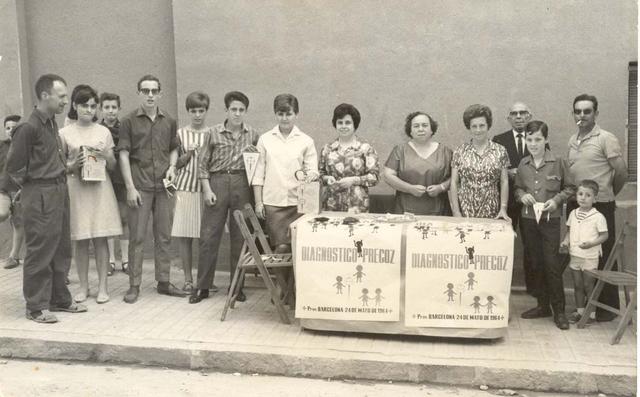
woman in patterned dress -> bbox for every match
[383,111,452,215]
[171,92,211,292]
[319,103,379,213]
[450,104,511,221]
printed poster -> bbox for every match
[404,219,513,328]
[295,216,402,321]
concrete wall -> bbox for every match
[20,0,178,122]
[173,0,637,194]
[0,0,24,122]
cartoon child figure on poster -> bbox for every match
[354,240,363,257]
[444,283,456,302]
[486,296,497,313]
[471,296,482,313]
[465,272,477,290]
[465,246,475,263]
[353,265,365,282]
[359,288,370,306]
[455,228,466,243]
[333,276,345,294]
[483,230,491,239]
[374,288,384,306]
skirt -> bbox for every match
[265,205,302,246]
[171,191,202,238]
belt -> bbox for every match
[28,175,67,185]
[212,169,244,175]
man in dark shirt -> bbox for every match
[6,74,87,323]
[118,75,185,303]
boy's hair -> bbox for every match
[34,74,67,100]
[4,115,21,126]
[100,92,121,108]
[578,179,599,196]
[137,74,161,91]
[185,91,210,110]
[273,93,299,114]
[224,91,249,109]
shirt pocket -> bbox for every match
[545,175,561,192]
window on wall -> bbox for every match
[628,61,637,182]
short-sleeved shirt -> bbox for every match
[198,122,260,179]
[0,140,19,194]
[6,108,67,185]
[117,107,180,191]
[385,141,452,215]
[252,125,318,207]
[566,207,608,259]
[452,140,509,218]
[567,125,622,202]
[514,150,576,219]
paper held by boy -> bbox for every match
[80,146,107,182]
[532,202,550,224]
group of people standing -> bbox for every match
[0,73,628,331]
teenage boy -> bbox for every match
[189,91,259,304]
[6,74,87,323]
[1,115,25,269]
[100,93,129,276]
[118,75,186,303]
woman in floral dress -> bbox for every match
[319,103,379,213]
[450,104,510,221]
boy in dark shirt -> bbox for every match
[1,115,24,269]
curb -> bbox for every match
[0,335,635,396]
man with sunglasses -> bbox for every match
[567,93,628,322]
[492,102,534,294]
[118,74,187,303]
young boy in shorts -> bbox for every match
[561,179,609,323]
[1,115,24,269]
[99,93,129,276]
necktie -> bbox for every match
[516,133,523,157]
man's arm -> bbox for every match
[119,150,141,208]
[5,125,30,185]
[608,156,628,196]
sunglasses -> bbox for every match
[139,88,160,96]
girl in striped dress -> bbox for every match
[172,92,211,292]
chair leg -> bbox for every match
[230,268,246,310]
[578,278,606,329]
[255,264,290,324]
[221,266,245,321]
[611,289,636,345]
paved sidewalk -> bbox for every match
[0,261,636,396]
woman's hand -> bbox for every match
[425,184,444,197]
[335,176,359,190]
[579,240,594,249]
[255,202,266,220]
[495,207,511,223]
[324,176,337,186]
[520,193,537,206]
[407,184,427,197]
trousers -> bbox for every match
[21,181,72,312]
[196,173,252,290]
[127,189,172,286]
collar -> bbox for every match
[221,120,249,134]
[521,150,557,166]
[575,207,599,219]
[33,108,55,125]
[269,125,302,138]
[512,129,525,138]
[574,124,601,141]
[466,140,498,155]
[329,137,361,150]
[135,106,165,118]
[101,118,120,128]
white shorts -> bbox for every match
[569,256,599,271]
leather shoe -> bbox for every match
[520,306,552,319]
[123,286,140,304]
[157,282,187,297]
[554,313,570,330]
[235,290,246,302]
[596,312,617,322]
[189,289,209,304]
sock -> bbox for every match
[577,307,584,315]
[589,311,596,319]
[120,240,129,263]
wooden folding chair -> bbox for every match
[220,204,294,324]
[578,221,636,344]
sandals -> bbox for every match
[107,262,116,276]
[96,293,110,304]
[74,290,89,303]
[121,261,129,274]
[183,281,194,293]
[50,302,88,313]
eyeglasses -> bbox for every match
[573,108,593,115]
[509,110,530,117]
[139,88,160,96]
